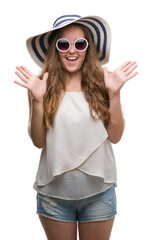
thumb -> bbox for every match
[42,72,49,82]
[103,67,108,77]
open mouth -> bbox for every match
[66,57,78,62]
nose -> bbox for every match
[69,43,75,53]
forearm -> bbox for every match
[106,92,125,144]
[29,99,46,148]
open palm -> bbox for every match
[103,61,138,95]
[14,66,49,101]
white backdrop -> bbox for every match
[1,0,152,239]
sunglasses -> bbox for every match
[56,38,89,52]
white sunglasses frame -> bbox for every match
[56,38,89,52]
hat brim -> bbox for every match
[26,15,111,68]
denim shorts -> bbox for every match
[36,184,117,223]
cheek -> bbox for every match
[79,52,87,64]
[58,52,65,62]
[58,52,63,61]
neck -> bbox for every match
[64,71,82,90]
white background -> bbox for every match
[1,0,152,239]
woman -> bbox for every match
[14,15,138,240]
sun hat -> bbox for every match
[26,14,111,68]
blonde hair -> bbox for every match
[39,24,110,129]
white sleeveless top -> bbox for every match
[33,91,117,200]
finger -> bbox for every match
[103,67,108,76]
[14,80,28,89]
[126,71,138,81]
[123,61,136,72]
[20,65,33,76]
[119,61,131,70]
[125,64,138,76]
[15,71,28,84]
[42,72,49,83]
[103,67,108,72]
[16,66,32,79]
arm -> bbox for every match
[28,90,46,148]
[106,92,125,144]
[103,61,138,144]
[14,66,49,148]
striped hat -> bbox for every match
[26,14,111,68]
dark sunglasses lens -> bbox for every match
[58,40,69,51]
[75,39,87,51]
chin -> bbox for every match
[64,66,81,74]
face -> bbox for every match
[57,25,87,74]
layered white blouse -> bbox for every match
[33,91,117,200]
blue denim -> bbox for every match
[36,184,117,223]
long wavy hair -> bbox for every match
[39,23,111,129]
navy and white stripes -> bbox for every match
[53,15,81,27]
[26,15,111,68]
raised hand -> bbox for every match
[103,61,138,96]
[14,66,49,101]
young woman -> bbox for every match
[14,15,138,240]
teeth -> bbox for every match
[67,57,78,60]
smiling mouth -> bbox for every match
[66,57,78,62]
